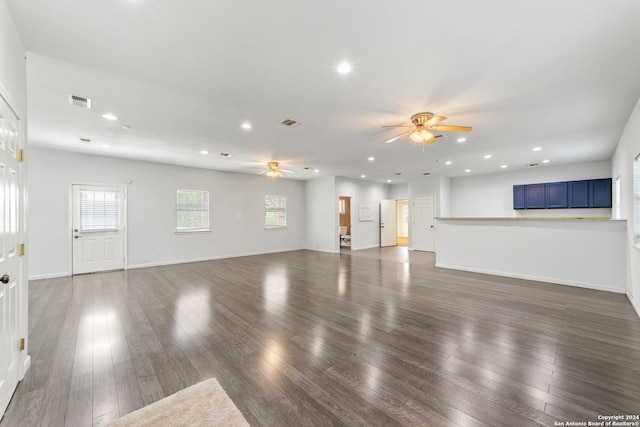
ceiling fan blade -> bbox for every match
[257,170,268,175]
[382,125,413,128]
[280,169,296,174]
[385,129,413,143]
[424,116,447,127]
[431,125,472,132]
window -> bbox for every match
[265,195,286,228]
[176,190,209,231]
[615,176,621,219]
[634,155,640,242]
[79,190,119,232]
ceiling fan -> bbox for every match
[258,161,296,179]
[383,112,472,151]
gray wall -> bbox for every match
[28,148,306,278]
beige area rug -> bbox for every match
[105,378,250,427]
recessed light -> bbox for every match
[360,174,366,178]
[102,114,118,121]
[314,169,320,173]
[121,124,131,130]
[501,165,508,169]
[465,169,471,173]
[200,150,208,155]
[336,62,352,74]
[102,144,110,148]
[368,156,375,161]
[445,161,452,165]
[387,179,392,183]
[484,154,492,159]
[241,122,252,130]
[457,137,467,143]
[542,159,550,163]
[533,147,542,152]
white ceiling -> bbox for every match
[6,0,640,183]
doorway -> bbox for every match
[396,200,409,246]
[339,196,351,249]
[71,184,127,274]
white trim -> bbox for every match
[627,290,640,319]
[435,262,625,294]
[128,247,307,270]
[28,272,70,280]
[351,244,380,251]
[19,356,30,381]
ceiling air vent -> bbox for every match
[79,138,91,143]
[280,119,300,127]
[69,95,92,109]
[527,163,539,167]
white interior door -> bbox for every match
[72,185,125,275]
[412,194,436,252]
[0,91,23,417]
[380,199,396,247]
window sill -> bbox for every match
[175,229,211,234]
[264,226,287,230]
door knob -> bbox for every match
[74,235,82,239]
[1,274,9,284]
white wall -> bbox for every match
[436,218,627,293]
[450,161,612,218]
[336,177,390,250]
[28,148,306,278]
[612,97,640,317]
[305,176,337,253]
[408,175,450,217]
[0,0,26,112]
[389,183,408,200]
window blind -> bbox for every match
[634,154,640,241]
[79,190,119,232]
[176,190,209,231]
[265,195,286,228]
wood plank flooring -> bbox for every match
[2,248,640,426]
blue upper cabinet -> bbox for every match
[513,185,526,209]
[590,178,612,208]
[514,178,612,210]
[525,184,545,209]
[545,182,568,208]
[568,180,589,208]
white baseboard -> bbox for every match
[20,355,31,379]
[28,272,70,280]
[129,247,306,270]
[351,245,380,251]
[435,262,626,294]
[627,290,640,319]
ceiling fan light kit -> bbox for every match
[384,111,472,152]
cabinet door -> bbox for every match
[513,185,526,209]
[568,180,589,208]
[590,178,612,208]
[525,184,545,209]
[545,182,568,208]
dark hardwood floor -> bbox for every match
[2,248,640,426]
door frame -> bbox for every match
[68,182,128,275]
[337,195,354,251]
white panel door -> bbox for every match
[380,199,396,247]
[0,92,22,417]
[72,185,125,275]
[412,195,436,252]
